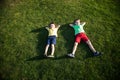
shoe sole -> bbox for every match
[94,52,103,56]
[67,54,75,58]
[47,56,54,58]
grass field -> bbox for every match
[0,0,120,80]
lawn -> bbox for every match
[0,0,120,80]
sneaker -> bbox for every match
[47,55,54,58]
[93,51,101,56]
[67,53,75,58]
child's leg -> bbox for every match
[86,40,96,53]
[50,36,56,56]
[71,33,81,55]
[44,44,50,55]
[51,44,55,55]
[72,42,78,55]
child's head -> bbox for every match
[74,19,80,25]
[49,22,55,28]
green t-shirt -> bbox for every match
[72,24,85,35]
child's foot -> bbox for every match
[67,53,75,58]
[93,51,101,56]
[47,55,54,58]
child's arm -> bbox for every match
[81,22,86,26]
[56,25,61,29]
[69,24,74,27]
[57,25,61,28]
[45,27,49,30]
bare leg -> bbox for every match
[44,44,49,55]
[51,44,55,55]
[86,40,96,53]
[72,42,78,55]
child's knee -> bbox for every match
[47,44,50,46]
[51,44,55,47]
[74,42,78,46]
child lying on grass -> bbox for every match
[67,19,101,58]
[44,22,60,58]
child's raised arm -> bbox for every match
[56,25,61,29]
[45,27,49,30]
[69,24,74,27]
[81,22,86,26]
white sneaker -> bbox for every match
[67,53,75,58]
[47,55,54,58]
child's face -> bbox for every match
[75,20,80,25]
[50,24,55,28]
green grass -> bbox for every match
[0,0,120,80]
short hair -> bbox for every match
[49,22,55,27]
[74,19,80,23]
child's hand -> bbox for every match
[56,25,60,28]
[81,22,86,26]
[58,25,60,27]
[69,24,73,27]
[45,27,49,30]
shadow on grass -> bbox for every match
[0,37,4,48]
[26,55,73,61]
[26,27,48,61]
[54,55,75,60]
[26,55,47,61]
[0,0,6,8]
[59,24,74,53]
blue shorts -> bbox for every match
[47,36,56,45]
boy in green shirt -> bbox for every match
[67,19,101,58]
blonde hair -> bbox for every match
[49,22,58,28]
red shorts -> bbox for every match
[75,33,89,43]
